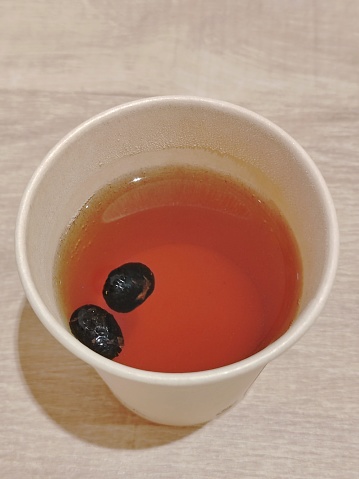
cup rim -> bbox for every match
[15,95,339,386]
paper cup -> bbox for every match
[16,96,339,426]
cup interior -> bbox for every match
[16,96,338,381]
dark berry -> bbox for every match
[69,304,124,359]
[103,262,155,313]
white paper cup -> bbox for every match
[16,96,339,426]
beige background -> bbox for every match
[1,1,358,478]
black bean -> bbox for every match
[103,262,155,313]
[69,304,124,359]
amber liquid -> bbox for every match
[55,165,302,373]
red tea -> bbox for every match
[54,165,302,372]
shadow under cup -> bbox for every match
[16,97,338,426]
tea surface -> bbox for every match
[55,165,302,372]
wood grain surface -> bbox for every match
[1,1,358,478]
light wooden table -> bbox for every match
[1,1,358,478]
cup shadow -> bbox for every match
[17,299,202,449]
